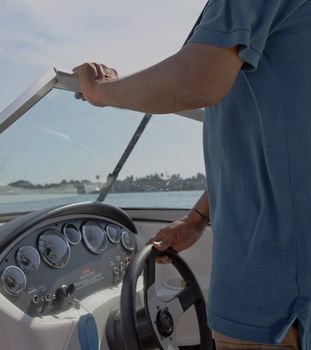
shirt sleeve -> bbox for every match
[187,0,301,71]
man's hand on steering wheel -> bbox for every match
[148,208,208,264]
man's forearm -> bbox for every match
[76,44,242,114]
[92,51,210,114]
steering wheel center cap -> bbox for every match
[156,309,174,337]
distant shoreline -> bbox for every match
[2,173,207,195]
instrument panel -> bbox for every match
[0,213,137,317]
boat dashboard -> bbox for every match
[0,202,137,318]
[0,202,144,350]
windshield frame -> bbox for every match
[0,69,79,134]
[0,68,203,135]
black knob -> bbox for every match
[55,283,75,300]
[66,283,75,296]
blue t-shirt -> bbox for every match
[188,1,311,349]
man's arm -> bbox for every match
[74,43,243,114]
[149,190,210,261]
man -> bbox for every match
[74,1,311,349]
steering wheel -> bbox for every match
[119,244,214,350]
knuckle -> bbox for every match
[110,68,118,77]
[157,229,165,236]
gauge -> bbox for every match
[82,221,108,255]
[121,230,136,252]
[1,266,26,296]
[63,223,81,245]
[38,229,70,268]
[16,246,40,273]
[106,224,121,244]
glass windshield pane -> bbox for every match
[0,89,142,213]
[0,87,205,214]
[112,114,206,209]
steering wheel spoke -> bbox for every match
[164,294,185,325]
[177,284,202,312]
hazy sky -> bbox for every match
[0,1,207,184]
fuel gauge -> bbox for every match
[16,246,40,273]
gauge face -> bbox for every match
[1,266,26,296]
[16,246,40,273]
[121,230,136,252]
[82,221,108,255]
[63,223,81,245]
[106,224,120,244]
[38,229,70,268]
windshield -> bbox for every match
[0,73,205,214]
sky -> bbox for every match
[0,0,207,185]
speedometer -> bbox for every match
[38,229,70,268]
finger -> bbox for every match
[104,68,112,79]
[72,65,81,76]
[152,240,165,251]
[102,67,115,80]
[147,232,165,250]
[74,92,86,101]
[76,63,97,80]
[151,235,174,252]
[156,231,174,251]
[109,67,118,79]
[93,63,105,79]
[74,92,83,100]
[72,63,91,77]
[104,67,118,80]
[147,230,165,246]
[156,255,172,264]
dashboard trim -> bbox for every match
[0,213,135,263]
[0,202,137,260]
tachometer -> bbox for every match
[16,246,40,273]
[82,221,108,255]
[38,229,70,268]
[1,266,26,296]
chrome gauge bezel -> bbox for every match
[81,221,108,255]
[16,246,41,273]
[62,223,81,245]
[121,230,136,252]
[106,224,121,244]
[1,265,27,296]
[38,229,71,269]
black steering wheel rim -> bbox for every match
[120,244,213,350]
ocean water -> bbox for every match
[0,190,204,214]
